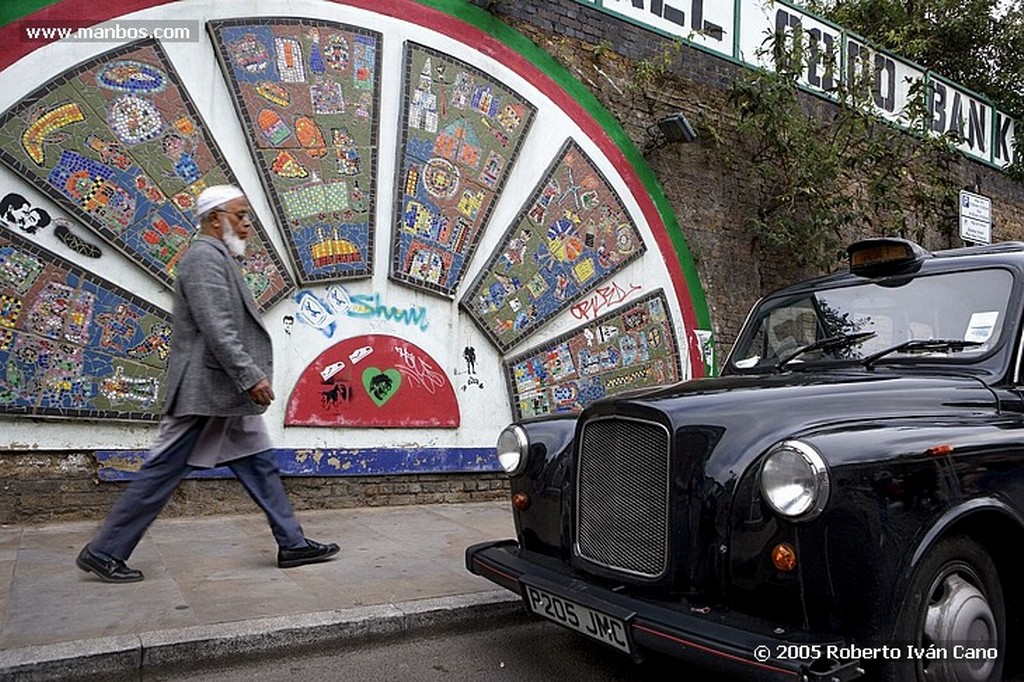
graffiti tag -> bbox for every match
[395,344,445,395]
[570,282,642,321]
[294,284,430,337]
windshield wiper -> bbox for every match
[861,339,984,369]
[776,331,877,370]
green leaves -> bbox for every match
[728,22,960,269]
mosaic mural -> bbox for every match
[391,42,535,298]
[461,138,647,352]
[286,334,459,427]
[0,225,171,420]
[0,0,710,463]
[208,19,382,283]
[0,39,294,311]
[504,289,681,420]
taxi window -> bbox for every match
[730,268,1013,370]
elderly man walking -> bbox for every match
[77,185,338,583]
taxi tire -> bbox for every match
[884,536,1004,682]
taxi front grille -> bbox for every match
[575,416,670,579]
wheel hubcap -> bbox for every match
[922,572,996,680]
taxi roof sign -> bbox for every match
[847,238,930,276]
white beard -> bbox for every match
[220,218,247,258]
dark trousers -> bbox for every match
[91,417,305,560]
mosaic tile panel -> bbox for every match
[461,139,647,352]
[390,42,536,298]
[504,289,681,420]
[0,39,294,312]
[208,19,382,283]
[0,226,171,421]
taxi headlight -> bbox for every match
[496,425,529,476]
[760,440,830,520]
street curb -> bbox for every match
[0,590,522,681]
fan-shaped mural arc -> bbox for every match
[505,289,682,420]
[207,18,383,284]
[0,38,294,312]
[390,41,536,299]
[0,225,171,420]
[0,0,712,371]
[286,333,459,428]
[462,138,647,353]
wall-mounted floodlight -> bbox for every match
[646,113,697,149]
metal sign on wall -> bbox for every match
[959,190,992,245]
[575,0,1018,170]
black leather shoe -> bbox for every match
[278,539,340,568]
[76,545,144,583]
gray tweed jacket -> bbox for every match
[163,235,272,417]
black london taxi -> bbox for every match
[466,238,1024,682]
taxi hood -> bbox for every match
[583,372,997,485]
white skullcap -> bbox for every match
[195,185,245,218]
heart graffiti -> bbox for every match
[362,367,402,406]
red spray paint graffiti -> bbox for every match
[570,282,642,321]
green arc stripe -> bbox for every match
[0,0,59,27]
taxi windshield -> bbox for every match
[728,268,1014,372]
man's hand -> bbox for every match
[248,378,275,406]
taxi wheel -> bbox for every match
[887,536,1004,682]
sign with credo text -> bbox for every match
[575,0,1018,170]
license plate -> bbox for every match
[524,584,631,654]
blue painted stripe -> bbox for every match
[95,447,502,481]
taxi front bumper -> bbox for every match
[466,540,865,682]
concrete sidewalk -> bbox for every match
[0,502,521,681]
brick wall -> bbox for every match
[0,451,509,522]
